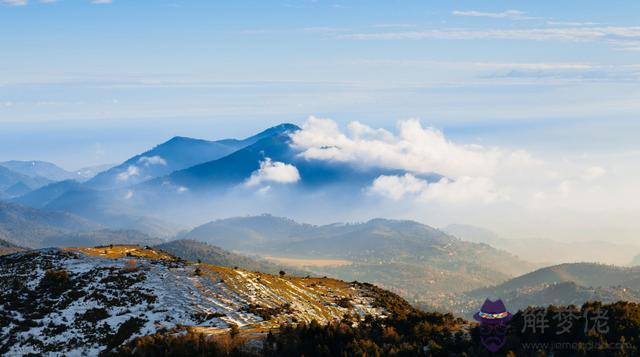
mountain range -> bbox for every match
[9,123,442,229]
[3,122,639,325]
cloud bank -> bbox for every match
[290,116,620,211]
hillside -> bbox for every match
[0,245,391,355]
[14,180,84,209]
[0,201,101,247]
[0,166,50,198]
[184,215,537,302]
[437,262,640,318]
[155,239,306,276]
[184,214,316,251]
[473,262,640,297]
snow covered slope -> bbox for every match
[0,245,387,356]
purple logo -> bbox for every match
[474,298,512,352]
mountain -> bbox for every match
[0,160,77,182]
[0,238,25,255]
[183,215,537,303]
[0,201,101,248]
[0,245,391,355]
[155,239,306,276]
[162,128,435,192]
[444,224,640,266]
[0,166,50,195]
[10,124,442,230]
[13,180,84,209]
[474,262,640,296]
[3,182,32,198]
[87,124,299,189]
[184,214,315,251]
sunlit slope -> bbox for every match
[0,245,389,355]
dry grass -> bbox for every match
[65,245,177,261]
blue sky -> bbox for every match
[1,0,640,169]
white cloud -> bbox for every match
[138,155,167,166]
[370,174,502,204]
[177,186,189,193]
[117,165,140,181]
[290,116,622,210]
[452,10,535,20]
[92,0,112,3]
[546,21,599,27]
[1,0,27,6]
[124,190,134,199]
[245,158,301,187]
[291,116,506,177]
[339,26,640,50]
[473,62,593,70]
[369,173,429,200]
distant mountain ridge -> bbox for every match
[87,123,300,189]
[0,200,100,247]
[444,223,640,266]
[162,127,439,192]
[442,262,640,318]
[0,166,51,197]
[0,160,77,182]
[10,123,443,230]
[473,262,640,297]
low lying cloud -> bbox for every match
[245,158,301,187]
[370,174,502,204]
[116,165,140,181]
[138,155,167,166]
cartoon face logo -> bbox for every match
[474,298,512,352]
